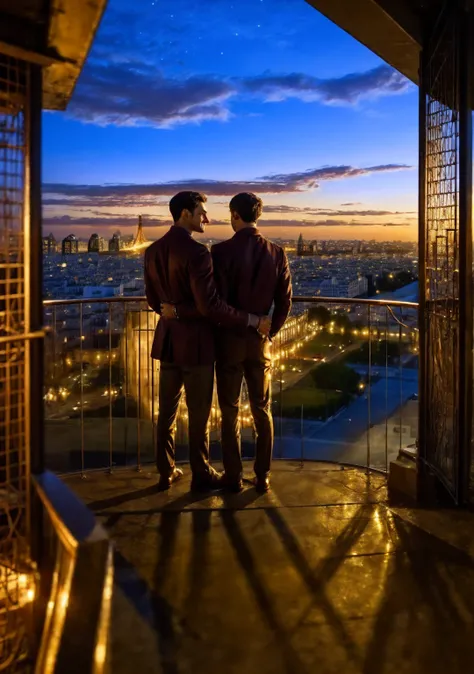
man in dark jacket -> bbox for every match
[211,193,292,492]
[144,191,270,492]
[162,192,292,493]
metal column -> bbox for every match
[418,1,473,504]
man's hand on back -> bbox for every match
[161,302,177,319]
[257,316,271,338]
[162,301,271,338]
[248,314,270,337]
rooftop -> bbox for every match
[63,461,474,674]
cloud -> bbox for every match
[263,205,415,217]
[42,196,170,208]
[241,65,411,105]
[233,219,411,228]
[69,63,234,128]
[43,215,411,235]
[340,202,362,206]
[43,215,168,228]
[67,61,410,128]
[258,164,411,189]
[43,163,412,204]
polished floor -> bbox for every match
[64,462,474,674]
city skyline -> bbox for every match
[43,0,418,241]
[44,226,416,257]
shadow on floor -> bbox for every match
[264,505,369,668]
[361,514,474,674]
[89,465,474,674]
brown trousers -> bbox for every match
[216,333,273,481]
[156,362,214,479]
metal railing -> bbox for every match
[42,295,419,475]
[32,471,113,673]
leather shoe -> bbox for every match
[223,477,244,493]
[254,476,270,493]
[157,467,183,491]
[191,470,223,492]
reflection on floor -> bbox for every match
[63,462,474,674]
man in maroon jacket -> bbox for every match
[163,192,292,493]
[211,193,292,492]
[144,191,270,492]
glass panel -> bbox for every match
[272,301,418,472]
[44,298,419,476]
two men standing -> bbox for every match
[144,191,292,493]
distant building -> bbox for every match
[366,274,376,296]
[357,276,368,296]
[109,232,123,253]
[297,233,304,256]
[122,235,134,247]
[42,232,57,254]
[119,278,145,296]
[83,286,116,299]
[62,234,78,255]
[132,215,147,247]
[296,233,315,256]
[88,233,106,253]
[318,276,368,298]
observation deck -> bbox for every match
[62,461,474,674]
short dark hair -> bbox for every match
[169,191,207,222]
[229,192,263,223]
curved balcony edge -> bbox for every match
[43,295,419,309]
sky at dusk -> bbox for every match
[42,0,418,242]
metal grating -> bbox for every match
[423,10,460,497]
[0,55,33,670]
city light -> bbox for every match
[0,568,36,608]
[43,255,418,443]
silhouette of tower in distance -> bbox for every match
[132,215,147,247]
[297,233,304,256]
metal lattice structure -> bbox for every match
[420,2,472,502]
[0,55,34,670]
[424,15,460,493]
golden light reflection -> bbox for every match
[0,568,37,612]
[372,506,383,534]
[128,240,150,252]
[60,590,69,610]
[94,548,114,673]
[123,308,327,436]
[37,555,74,674]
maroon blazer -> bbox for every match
[211,227,292,339]
[144,226,249,365]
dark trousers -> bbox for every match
[216,335,273,480]
[156,362,214,479]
